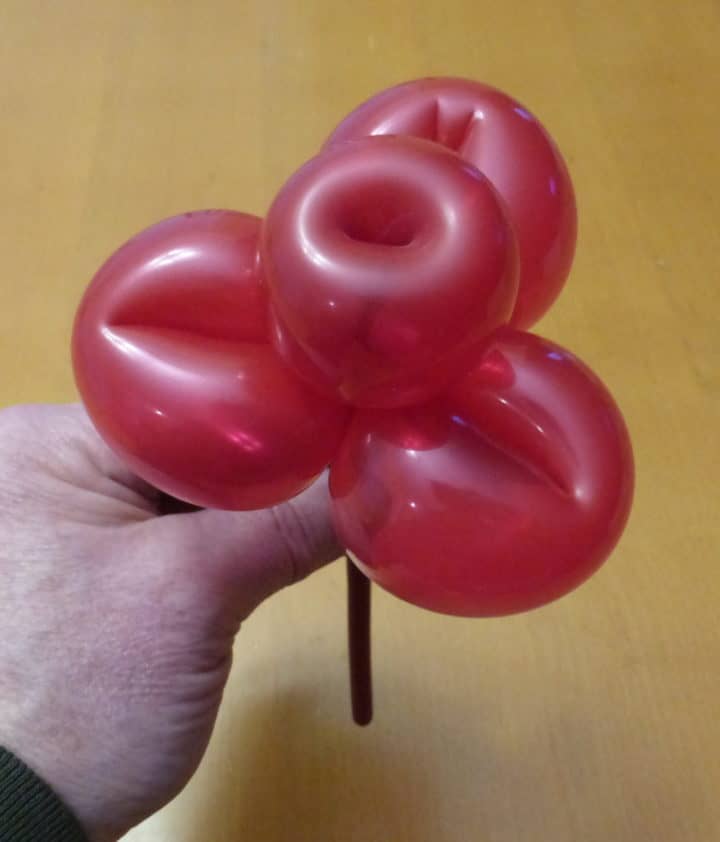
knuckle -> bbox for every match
[269,501,318,585]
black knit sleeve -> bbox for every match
[0,748,88,841]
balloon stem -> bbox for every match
[347,556,373,726]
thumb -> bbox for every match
[150,474,344,622]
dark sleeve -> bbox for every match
[0,748,88,841]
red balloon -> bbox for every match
[71,80,631,624]
[73,210,349,510]
[262,135,518,408]
[326,77,577,330]
[330,329,633,616]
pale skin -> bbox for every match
[0,403,341,841]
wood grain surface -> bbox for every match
[1,1,719,840]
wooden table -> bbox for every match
[1,2,719,839]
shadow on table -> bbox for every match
[174,687,454,842]
[159,668,709,842]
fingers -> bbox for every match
[4,404,344,620]
[148,474,343,622]
[0,403,157,500]
[60,404,159,500]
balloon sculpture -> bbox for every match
[73,78,634,725]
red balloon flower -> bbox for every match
[74,78,633,624]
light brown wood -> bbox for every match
[2,1,719,840]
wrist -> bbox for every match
[0,746,89,842]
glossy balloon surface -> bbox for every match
[326,77,577,329]
[330,329,634,616]
[71,79,633,620]
[262,135,518,408]
[73,210,349,510]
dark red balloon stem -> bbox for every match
[347,557,373,726]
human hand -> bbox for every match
[0,403,341,841]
